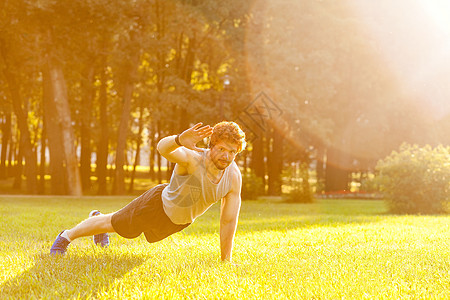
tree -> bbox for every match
[111,1,150,195]
[0,101,11,179]
[242,0,441,194]
[46,58,82,196]
[42,68,67,194]
[0,10,39,193]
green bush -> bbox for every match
[241,171,265,200]
[359,174,380,193]
[376,144,450,214]
[283,184,314,203]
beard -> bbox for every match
[212,157,231,170]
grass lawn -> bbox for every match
[0,196,449,299]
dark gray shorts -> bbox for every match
[111,184,190,243]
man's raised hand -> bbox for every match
[178,122,213,152]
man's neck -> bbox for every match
[205,150,224,179]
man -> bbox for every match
[50,121,246,262]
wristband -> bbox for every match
[175,134,182,146]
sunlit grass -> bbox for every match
[0,196,448,299]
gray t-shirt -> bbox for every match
[161,151,237,224]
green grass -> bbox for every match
[0,196,449,299]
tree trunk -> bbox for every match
[267,127,283,195]
[80,65,95,191]
[250,133,265,191]
[1,39,39,193]
[301,162,312,199]
[5,78,38,193]
[13,141,23,190]
[242,150,248,176]
[128,99,145,193]
[38,126,46,194]
[128,146,140,193]
[97,63,109,195]
[47,61,82,196]
[178,34,196,132]
[149,124,156,181]
[157,121,162,184]
[43,67,67,195]
[0,112,11,179]
[315,146,326,193]
[7,133,14,177]
[113,79,134,194]
[325,147,350,192]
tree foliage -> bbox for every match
[0,0,448,197]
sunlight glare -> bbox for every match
[347,0,450,119]
[418,0,450,36]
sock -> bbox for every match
[61,230,72,242]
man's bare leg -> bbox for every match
[50,211,116,254]
[66,212,116,241]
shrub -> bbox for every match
[376,144,450,214]
[283,184,314,203]
[359,174,380,193]
[241,171,264,200]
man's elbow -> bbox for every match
[156,139,164,155]
[156,143,161,155]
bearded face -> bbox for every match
[209,141,239,170]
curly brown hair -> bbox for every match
[209,121,246,153]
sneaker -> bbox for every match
[50,231,70,255]
[89,210,110,247]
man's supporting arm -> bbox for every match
[220,170,242,262]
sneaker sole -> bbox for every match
[89,210,101,218]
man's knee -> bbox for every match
[93,213,115,233]
[103,213,115,232]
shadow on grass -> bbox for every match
[0,251,145,299]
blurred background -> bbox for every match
[0,0,449,197]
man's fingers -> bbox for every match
[198,128,212,138]
[202,130,213,137]
[199,126,212,133]
[183,123,211,150]
[198,125,211,131]
[192,122,203,130]
[195,126,212,134]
